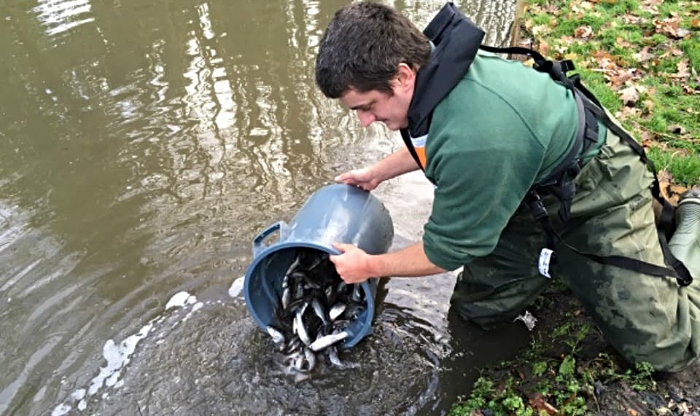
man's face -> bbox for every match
[338,64,415,131]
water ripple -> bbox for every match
[33,0,95,37]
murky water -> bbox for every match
[0,0,529,414]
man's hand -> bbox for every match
[329,243,375,284]
[334,168,381,191]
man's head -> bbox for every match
[315,2,431,130]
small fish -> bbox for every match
[325,284,336,304]
[303,348,317,372]
[281,287,291,310]
[294,281,305,298]
[327,346,345,368]
[285,254,302,277]
[285,352,303,371]
[305,253,326,272]
[351,284,363,302]
[284,335,302,354]
[329,303,346,321]
[309,330,349,352]
[311,298,329,326]
[328,346,359,369]
[295,304,312,345]
[286,348,316,373]
[267,326,285,344]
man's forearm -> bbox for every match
[369,242,446,277]
[371,147,420,182]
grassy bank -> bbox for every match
[521,0,699,186]
[448,0,699,414]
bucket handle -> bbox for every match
[252,221,288,258]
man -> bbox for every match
[315,1,700,372]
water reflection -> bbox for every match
[0,0,518,414]
[34,0,95,37]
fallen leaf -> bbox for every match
[574,25,594,39]
[670,59,691,78]
[540,4,562,15]
[616,37,632,48]
[524,19,534,31]
[538,40,551,58]
[608,69,640,87]
[653,17,689,39]
[622,13,643,24]
[659,169,673,183]
[661,47,685,58]
[640,0,661,14]
[656,406,672,415]
[643,99,655,113]
[560,35,576,45]
[660,180,689,205]
[528,393,559,415]
[592,50,618,70]
[677,28,691,37]
[641,131,655,148]
[619,86,640,106]
[618,106,641,118]
[633,46,654,63]
[627,409,639,415]
[532,24,551,36]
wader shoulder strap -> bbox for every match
[480,44,692,286]
[400,129,425,172]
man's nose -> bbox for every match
[357,111,376,128]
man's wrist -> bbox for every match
[364,254,382,278]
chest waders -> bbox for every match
[400,3,692,286]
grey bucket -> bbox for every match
[243,183,394,348]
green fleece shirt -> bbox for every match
[422,51,579,271]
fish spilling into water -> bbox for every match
[266,248,365,377]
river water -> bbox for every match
[0,0,529,414]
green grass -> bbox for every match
[448,311,657,416]
[523,0,700,186]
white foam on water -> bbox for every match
[86,322,154,396]
[51,403,71,416]
[165,291,197,310]
[70,388,85,401]
[182,301,203,322]
[52,290,200,414]
[228,276,244,299]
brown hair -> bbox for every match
[315,2,431,98]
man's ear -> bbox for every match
[393,63,416,92]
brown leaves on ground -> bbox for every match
[670,60,692,79]
[523,0,698,186]
[528,393,559,415]
[653,18,692,39]
[525,0,696,99]
[574,25,594,39]
[619,86,640,106]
